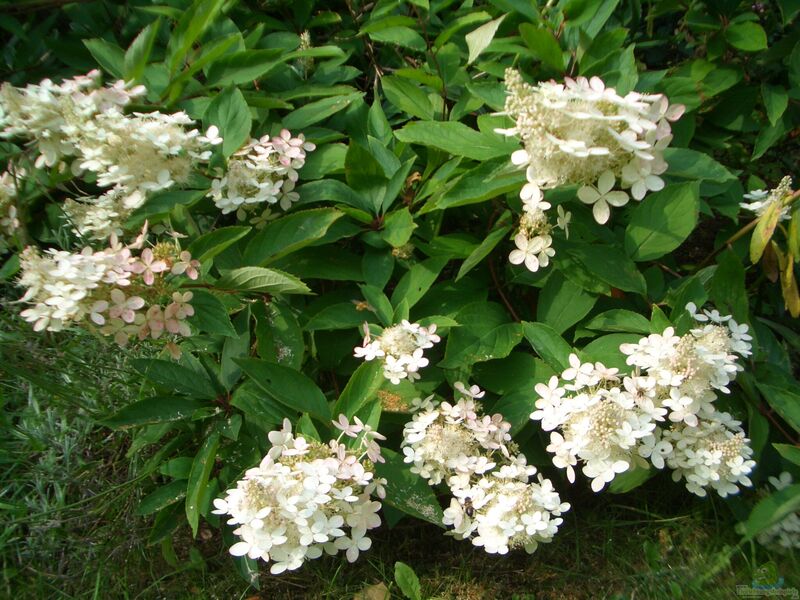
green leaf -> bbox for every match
[474,352,553,396]
[243,208,343,265]
[304,303,366,331]
[231,380,290,431]
[773,443,800,466]
[360,284,393,326]
[608,466,654,494]
[740,484,800,540]
[205,48,284,86]
[215,267,311,295]
[624,183,700,262]
[382,76,435,120]
[138,480,187,516]
[187,289,237,337]
[103,396,208,429]
[394,121,519,161]
[466,14,506,64]
[756,384,800,433]
[187,226,251,263]
[426,158,526,212]
[381,207,417,247]
[725,22,768,52]
[235,358,331,421]
[710,249,748,321]
[584,310,651,334]
[562,0,597,26]
[333,361,384,418]
[131,359,218,399]
[205,86,251,158]
[440,302,523,369]
[390,256,449,310]
[166,0,225,74]
[519,24,563,71]
[83,38,125,79]
[185,432,220,537]
[395,562,422,600]
[563,242,647,294]
[581,334,641,371]
[254,301,305,370]
[537,272,596,334]
[124,20,161,82]
[282,92,364,129]
[762,84,789,126]
[434,11,492,47]
[298,179,375,214]
[374,449,445,526]
[368,26,426,51]
[663,148,736,184]
[456,225,511,281]
[522,322,572,371]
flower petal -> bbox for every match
[592,199,610,224]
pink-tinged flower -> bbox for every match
[164,291,194,320]
[171,251,200,280]
[108,288,145,323]
[129,248,167,285]
[89,300,109,325]
[140,305,165,339]
[333,414,363,438]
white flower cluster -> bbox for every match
[17,226,200,354]
[403,384,570,555]
[209,129,315,223]
[756,472,800,552]
[213,416,387,574]
[500,69,684,225]
[0,169,20,254]
[0,70,143,168]
[353,320,440,384]
[740,176,793,221]
[0,71,221,241]
[531,303,756,497]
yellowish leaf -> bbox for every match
[750,200,781,263]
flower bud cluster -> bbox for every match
[353,320,440,384]
[209,129,315,223]
[740,176,794,221]
[403,384,569,554]
[0,71,222,242]
[213,417,387,574]
[755,472,800,552]
[531,303,756,497]
[17,226,200,353]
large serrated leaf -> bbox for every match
[215,267,310,295]
[243,208,343,266]
[624,182,700,261]
[235,358,331,422]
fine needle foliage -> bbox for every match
[0,0,799,598]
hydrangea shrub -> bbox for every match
[1,0,799,589]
